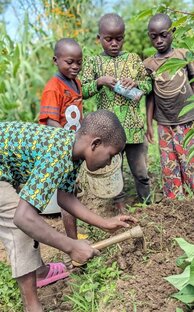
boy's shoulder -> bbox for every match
[84,51,141,62]
[43,75,81,92]
[144,48,188,65]
[172,48,189,59]
[43,75,62,89]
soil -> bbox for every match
[0,190,194,311]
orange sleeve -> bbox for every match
[39,89,62,125]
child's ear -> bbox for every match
[53,56,57,64]
[91,138,102,151]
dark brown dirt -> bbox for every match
[37,197,194,312]
[0,195,193,311]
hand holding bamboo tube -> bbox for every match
[72,225,143,267]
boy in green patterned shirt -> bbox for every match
[81,13,152,209]
[0,110,134,312]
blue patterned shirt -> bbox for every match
[0,122,81,212]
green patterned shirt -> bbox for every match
[0,122,81,212]
[81,52,152,143]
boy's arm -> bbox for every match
[39,88,62,125]
[146,91,155,144]
[57,190,136,231]
[81,56,117,99]
[14,199,100,264]
[136,55,152,94]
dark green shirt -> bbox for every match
[81,52,152,143]
[0,122,81,211]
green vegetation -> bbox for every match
[165,238,194,309]
[0,262,22,312]
[65,257,123,311]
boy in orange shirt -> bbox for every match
[39,38,82,131]
[39,38,83,261]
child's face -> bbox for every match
[85,142,122,172]
[98,23,124,57]
[148,20,173,54]
[53,45,82,79]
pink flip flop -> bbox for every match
[36,262,70,288]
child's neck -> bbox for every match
[102,50,123,57]
[58,72,75,82]
[156,46,173,58]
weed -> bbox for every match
[64,256,122,312]
[0,262,22,312]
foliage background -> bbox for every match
[0,0,193,121]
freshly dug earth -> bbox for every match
[38,198,194,311]
[0,197,193,311]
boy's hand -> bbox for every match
[69,239,100,264]
[146,125,154,144]
[101,215,137,233]
[97,76,117,89]
[120,78,137,89]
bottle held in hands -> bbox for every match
[114,81,144,101]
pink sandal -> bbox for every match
[36,262,70,288]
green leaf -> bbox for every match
[179,103,194,117]
[172,16,188,28]
[176,253,190,269]
[175,238,194,262]
[176,308,184,312]
[165,266,190,290]
[183,129,194,148]
[135,9,153,20]
[172,284,194,304]
[157,58,188,76]
[186,51,194,63]
[188,147,194,162]
[189,260,194,286]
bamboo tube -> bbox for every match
[72,225,143,267]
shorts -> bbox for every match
[0,181,42,278]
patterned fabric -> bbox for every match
[0,122,81,211]
[81,52,152,144]
[158,122,194,198]
[39,74,83,130]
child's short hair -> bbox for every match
[148,13,172,30]
[78,109,126,147]
[54,38,81,57]
[98,13,125,33]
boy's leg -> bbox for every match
[0,181,43,311]
[61,209,77,239]
[17,272,42,312]
[125,141,151,203]
[158,125,184,198]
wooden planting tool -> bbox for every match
[72,225,143,267]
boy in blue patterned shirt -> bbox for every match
[0,110,134,312]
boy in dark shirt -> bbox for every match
[144,13,194,198]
